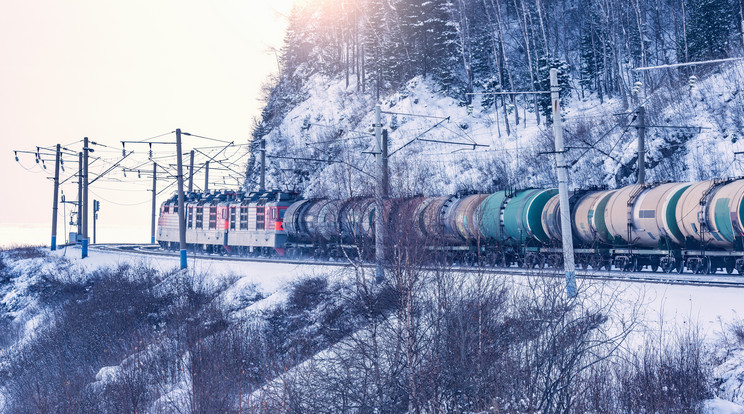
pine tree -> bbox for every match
[398,0,428,76]
[684,0,733,60]
[425,0,464,95]
[578,8,608,99]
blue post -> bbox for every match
[180,249,187,270]
[82,238,88,258]
[151,236,156,244]
[565,270,577,298]
[51,236,57,251]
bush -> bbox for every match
[1,264,165,413]
[0,245,48,260]
[731,318,744,345]
[288,276,328,311]
[617,330,711,413]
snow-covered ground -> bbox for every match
[49,245,744,342]
[56,247,744,410]
[52,245,326,293]
[3,246,744,412]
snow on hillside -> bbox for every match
[260,61,744,200]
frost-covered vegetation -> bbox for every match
[2,246,744,412]
[247,0,744,198]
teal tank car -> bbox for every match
[502,189,558,244]
[475,191,508,241]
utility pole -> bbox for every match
[550,68,577,298]
[151,162,157,244]
[374,104,385,283]
[176,128,187,269]
[188,150,195,193]
[260,137,266,191]
[204,161,210,194]
[51,144,61,251]
[381,129,389,197]
[77,151,82,242]
[82,137,89,258]
[636,105,646,184]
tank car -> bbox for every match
[156,178,744,275]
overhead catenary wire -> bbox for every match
[181,131,235,144]
[379,110,450,120]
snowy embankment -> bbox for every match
[2,246,744,412]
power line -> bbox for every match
[635,57,744,71]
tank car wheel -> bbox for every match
[648,259,659,273]
[702,257,713,275]
[589,256,601,271]
[726,264,735,274]
[464,252,477,266]
[621,256,640,272]
[661,261,673,273]
[494,253,506,267]
[693,258,710,274]
[620,257,636,273]
[522,255,535,269]
[631,257,641,272]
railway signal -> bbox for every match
[93,200,100,244]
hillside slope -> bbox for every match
[251,62,744,198]
[246,0,744,197]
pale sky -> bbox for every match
[0,0,297,246]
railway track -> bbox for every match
[89,243,744,289]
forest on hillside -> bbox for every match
[246,0,744,197]
[280,0,736,115]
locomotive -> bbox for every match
[156,178,744,275]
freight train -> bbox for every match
[156,178,744,275]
